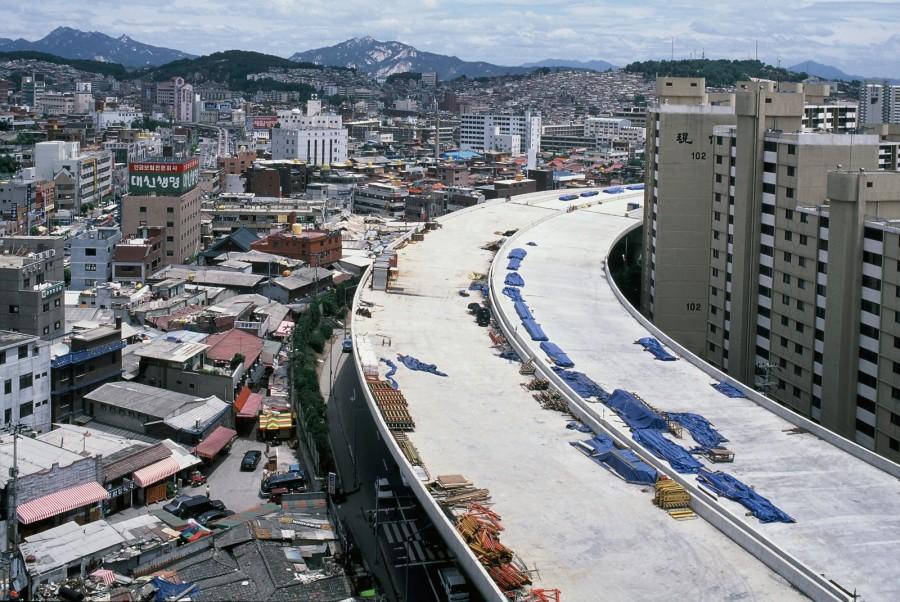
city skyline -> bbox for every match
[3,0,900,77]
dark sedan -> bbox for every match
[241,450,263,471]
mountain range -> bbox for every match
[0,26,194,67]
[290,36,538,79]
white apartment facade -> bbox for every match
[860,83,900,125]
[34,142,113,212]
[352,182,408,218]
[0,331,51,433]
[272,99,348,166]
[459,111,541,169]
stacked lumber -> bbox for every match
[523,378,549,391]
[368,380,415,431]
[533,389,568,412]
[526,589,562,602]
[429,474,491,508]
[455,504,535,595]
[519,360,536,375]
[488,563,531,591]
[393,432,423,466]
[654,477,695,519]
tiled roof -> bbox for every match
[103,442,172,482]
[205,328,263,369]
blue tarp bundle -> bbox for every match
[712,382,746,398]
[153,577,198,602]
[605,449,658,485]
[697,469,794,523]
[521,319,548,341]
[632,428,704,473]
[507,257,523,270]
[668,412,728,450]
[505,272,525,287]
[566,420,593,433]
[540,341,574,367]
[604,186,625,194]
[397,354,448,377]
[526,241,538,246]
[499,350,520,361]
[508,248,528,260]
[637,337,677,361]
[626,184,645,190]
[572,436,657,485]
[514,301,534,320]
[606,389,667,430]
[380,358,399,389]
[468,282,489,296]
[553,367,609,400]
[502,286,523,301]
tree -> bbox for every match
[230,353,245,370]
[64,268,71,287]
[0,155,18,175]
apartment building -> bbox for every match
[352,182,408,218]
[0,253,64,340]
[156,77,194,122]
[68,226,122,290]
[0,331,51,432]
[802,103,858,132]
[33,141,113,212]
[640,77,736,355]
[50,325,123,423]
[459,111,541,170]
[250,229,342,266]
[271,127,348,166]
[121,157,202,266]
[859,83,900,125]
[203,194,325,236]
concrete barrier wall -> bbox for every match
[488,213,850,602]
[349,224,507,602]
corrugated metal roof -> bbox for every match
[164,397,230,432]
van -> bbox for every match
[438,567,470,601]
[260,472,306,497]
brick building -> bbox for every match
[250,229,342,266]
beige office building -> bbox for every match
[122,186,201,265]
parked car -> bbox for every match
[163,495,195,517]
[438,567,470,601]
[260,472,306,497]
[197,508,235,526]
[342,337,353,353]
[180,497,226,519]
[241,450,263,471]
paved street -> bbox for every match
[205,436,273,513]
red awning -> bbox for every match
[17,481,109,524]
[133,456,182,488]
[237,392,264,419]
[234,386,252,412]
[195,426,237,460]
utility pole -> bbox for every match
[4,424,27,598]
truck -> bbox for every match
[438,567,470,601]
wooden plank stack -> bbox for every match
[455,503,535,595]
[368,380,415,431]
[654,477,696,520]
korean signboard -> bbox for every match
[128,158,199,195]
[251,116,278,130]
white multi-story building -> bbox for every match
[459,111,541,169]
[584,117,646,146]
[93,105,142,130]
[860,83,900,125]
[802,103,858,132]
[272,98,348,166]
[34,141,113,212]
[156,77,194,122]
[0,331,51,433]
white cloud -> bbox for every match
[1,0,897,76]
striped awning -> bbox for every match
[90,569,116,586]
[133,456,182,488]
[17,481,109,525]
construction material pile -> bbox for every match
[654,477,696,521]
[429,474,491,508]
[368,378,415,431]
[456,504,532,594]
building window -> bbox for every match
[54,321,60,330]
[42,326,49,335]
[19,374,32,389]
[85,248,97,256]
[783,273,791,284]
[787,166,795,176]
[19,401,33,418]
[54,299,60,307]
[42,303,49,312]
[8,305,18,314]
[167,207,175,213]
[0,351,4,365]
[139,206,147,213]
[786,188,795,199]
[799,235,808,246]
[787,144,796,155]
[783,251,792,262]
[85,264,97,272]
[18,345,27,359]
[855,419,875,437]
[785,231,793,242]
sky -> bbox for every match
[3,0,900,77]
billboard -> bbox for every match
[251,116,278,130]
[128,158,199,196]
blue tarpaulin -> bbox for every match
[540,341,574,367]
[499,350,520,361]
[553,367,608,400]
[505,272,525,287]
[604,186,625,194]
[668,412,728,450]
[626,184,645,190]
[637,337,677,361]
[606,389,667,430]
[521,319,548,341]
[712,382,746,398]
[502,286,523,301]
[380,358,399,389]
[571,436,657,485]
[566,421,593,433]
[605,449,658,485]
[507,257,523,270]
[397,354,448,377]
[468,282,489,296]
[632,428,704,473]
[697,469,794,523]
[514,301,534,320]
[508,248,528,260]
[153,577,198,602]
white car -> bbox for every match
[438,567,470,601]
